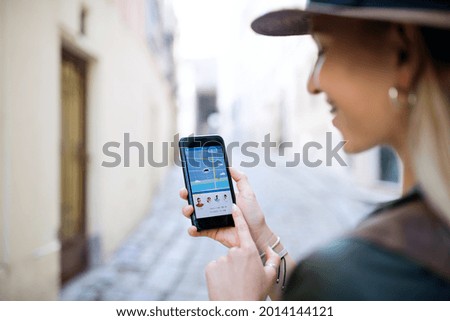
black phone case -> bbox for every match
[179,135,235,231]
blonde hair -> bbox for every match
[409,30,450,225]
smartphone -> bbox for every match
[179,135,236,231]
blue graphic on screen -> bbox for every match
[184,146,232,218]
[185,146,230,193]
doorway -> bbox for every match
[60,49,88,284]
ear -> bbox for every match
[390,24,422,92]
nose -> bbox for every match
[307,73,319,94]
[307,56,324,94]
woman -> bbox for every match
[180,0,450,300]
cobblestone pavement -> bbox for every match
[60,162,397,301]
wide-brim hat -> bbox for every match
[251,0,450,36]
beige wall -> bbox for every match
[0,0,61,300]
[0,0,176,299]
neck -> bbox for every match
[402,161,416,195]
[395,145,416,195]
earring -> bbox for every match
[388,87,401,108]
[388,86,417,109]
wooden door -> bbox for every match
[60,49,88,284]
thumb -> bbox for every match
[263,246,281,286]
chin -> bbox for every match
[337,127,377,154]
[343,141,370,154]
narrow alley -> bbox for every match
[61,162,392,300]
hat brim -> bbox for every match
[251,9,311,36]
[251,5,450,36]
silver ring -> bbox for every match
[265,262,278,271]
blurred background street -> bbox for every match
[1,0,400,300]
[60,161,391,300]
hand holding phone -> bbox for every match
[179,135,236,231]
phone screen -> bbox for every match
[183,145,233,219]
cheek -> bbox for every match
[323,64,396,152]
[320,44,395,152]
[315,34,404,152]
[323,54,398,148]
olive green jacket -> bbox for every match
[284,189,450,300]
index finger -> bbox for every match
[231,204,254,248]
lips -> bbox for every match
[327,98,337,114]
